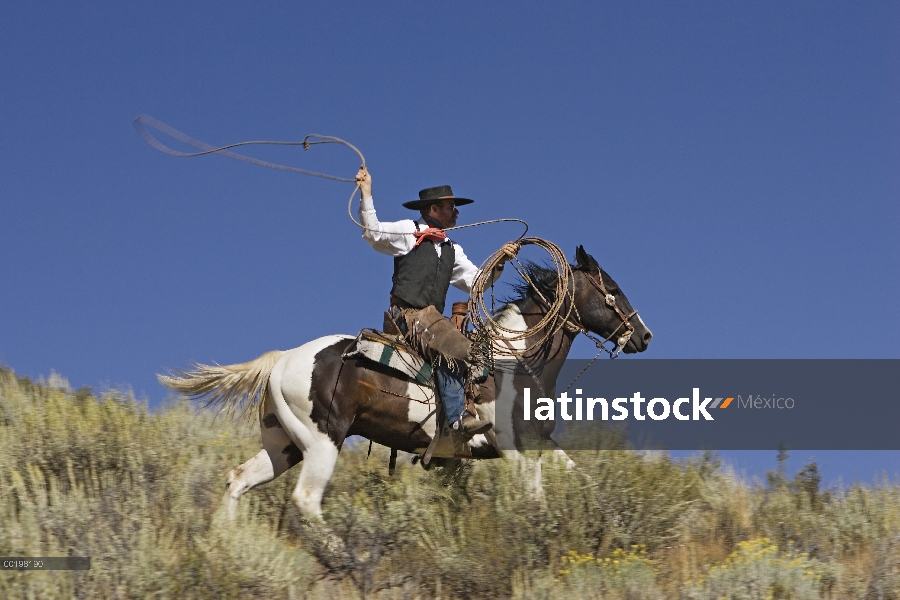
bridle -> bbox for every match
[582,270,637,349]
[542,267,639,394]
[505,266,640,395]
[517,265,639,359]
[561,268,637,353]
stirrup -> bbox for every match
[456,416,492,436]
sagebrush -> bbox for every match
[1,367,898,598]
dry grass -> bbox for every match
[1,366,898,598]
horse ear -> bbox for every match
[575,245,588,269]
[574,246,599,272]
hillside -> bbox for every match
[1,367,898,598]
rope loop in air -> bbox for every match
[133,114,529,240]
[133,114,363,182]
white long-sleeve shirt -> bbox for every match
[359,196,500,293]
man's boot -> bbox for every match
[458,414,492,436]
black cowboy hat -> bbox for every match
[402,185,474,210]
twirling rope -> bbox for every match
[134,115,529,240]
[133,115,364,182]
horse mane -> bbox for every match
[506,260,565,307]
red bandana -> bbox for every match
[412,226,447,248]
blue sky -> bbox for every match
[1,2,897,483]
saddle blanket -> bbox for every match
[344,330,433,385]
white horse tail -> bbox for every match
[158,350,284,421]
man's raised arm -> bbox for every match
[355,167,415,256]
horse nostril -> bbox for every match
[643,331,653,343]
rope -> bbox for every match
[135,117,586,358]
[134,115,529,239]
[133,115,363,182]
[343,184,529,240]
[467,238,577,357]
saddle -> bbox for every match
[342,304,496,464]
[346,304,494,405]
[342,328,433,385]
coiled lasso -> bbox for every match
[468,237,576,357]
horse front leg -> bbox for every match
[548,447,577,472]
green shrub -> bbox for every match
[681,537,834,600]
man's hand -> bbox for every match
[496,241,520,270]
[500,242,520,261]
[356,166,372,199]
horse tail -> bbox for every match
[158,350,284,421]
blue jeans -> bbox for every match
[435,362,466,426]
[389,305,467,426]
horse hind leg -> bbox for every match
[289,438,339,520]
[266,337,353,521]
[222,410,303,520]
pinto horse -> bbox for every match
[159,246,651,519]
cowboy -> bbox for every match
[355,166,510,436]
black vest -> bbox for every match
[391,239,455,314]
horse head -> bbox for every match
[571,246,652,354]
